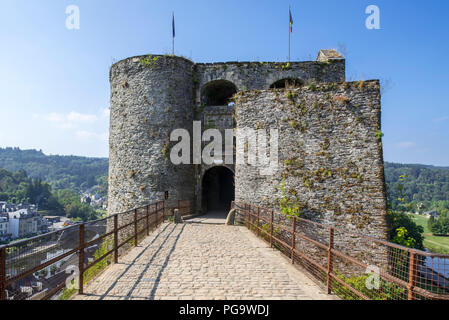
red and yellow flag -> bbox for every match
[289,7,293,33]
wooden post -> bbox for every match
[408,252,417,300]
[257,207,260,234]
[326,227,334,294]
[291,217,296,264]
[78,223,85,295]
[146,205,150,236]
[134,209,138,247]
[270,210,274,248]
[114,214,118,264]
[0,247,6,300]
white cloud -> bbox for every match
[433,116,449,123]
[75,130,108,142]
[31,109,109,151]
[36,110,106,129]
[396,141,416,149]
[101,108,110,118]
[45,113,65,122]
[67,111,97,123]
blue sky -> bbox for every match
[0,0,448,165]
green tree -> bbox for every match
[387,210,424,250]
[387,174,424,249]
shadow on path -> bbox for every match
[95,223,173,300]
[124,224,186,300]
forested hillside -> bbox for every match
[385,162,449,212]
[0,168,100,221]
[0,168,34,202]
[1,148,449,216]
[0,147,108,191]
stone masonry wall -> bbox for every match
[108,55,196,215]
[195,60,345,92]
[234,80,388,270]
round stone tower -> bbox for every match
[108,55,195,214]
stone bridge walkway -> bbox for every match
[73,222,333,300]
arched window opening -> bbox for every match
[270,78,304,89]
[201,80,238,106]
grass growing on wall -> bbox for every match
[59,239,112,300]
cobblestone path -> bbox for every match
[73,222,333,300]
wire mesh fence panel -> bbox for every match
[237,201,449,300]
[117,210,136,257]
[149,214,158,229]
[136,208,147,243]
[178,200,191,216]
[414,252,449,299]
[0,201,166,300]
[9,257,80,300]
[82,217,114,284]
[4,225,80,300]
[293,234,328,285]
[5,227,79,281]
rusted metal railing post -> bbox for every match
[161,201,165,226]
[270,210,274,248]
[151,204,156,228]
[0,246,6,300]
[326,227,334,294]
[114,214,118,264]
[134,208,138,247]
[146,205,150,236]
[78,223,85,295]
[291,217,296,264]
[157,202,161,226]
[244,203,248,228]
[408,251,417,300]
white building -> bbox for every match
[0,216,9,240]
[8,209,39,239]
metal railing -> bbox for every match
[177,200,192,217]
[236,202,449,300]
[0,201,166,300]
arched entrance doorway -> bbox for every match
[202,166,235,215]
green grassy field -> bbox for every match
[411,214,449,254]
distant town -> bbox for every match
[0,190,107,244]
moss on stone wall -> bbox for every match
[235,80,387,238]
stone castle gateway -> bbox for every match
[107,49,388,241]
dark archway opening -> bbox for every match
[201,80,238,106]
[202,166,235,213]
[270,78,304,89]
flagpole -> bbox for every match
[172,12,175,56]
[288,6,291,62]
